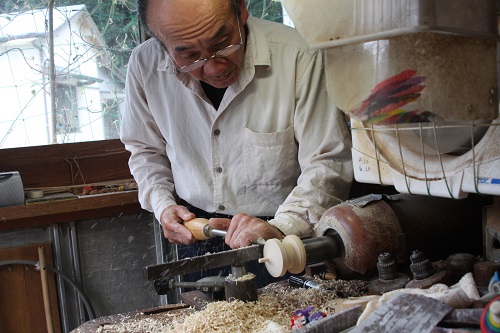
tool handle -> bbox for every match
[183,218,211,240]
[289,275,333,292]
[289,275,319,289]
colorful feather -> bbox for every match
[351,70,431,124]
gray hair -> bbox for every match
[137,0,241,38]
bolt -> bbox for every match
[369,252,410,294]
[410,250,434,281]
[406,250,447,289]
[377,252,397,281]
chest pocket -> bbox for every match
[242,125,299,186]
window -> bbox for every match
[102,98,122,140]
[0,1,136,148]
[55,83,78,135]
[0,0,290,149]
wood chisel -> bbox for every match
[183,218,227,240]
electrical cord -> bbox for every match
[0,260,96,319]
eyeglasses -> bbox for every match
[177,13,243,73]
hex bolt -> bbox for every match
[377,252,397,281]
[410,250,434,280]
[369,252,410,294]
[406,250,446,289]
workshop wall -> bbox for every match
[77,213,160,316]
[0,212,161,332]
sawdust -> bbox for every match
[93,279,369,333]
[226,272,256,281]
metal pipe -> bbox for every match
[207,227,227,238]
[153,278,226,295]
[231,265,247,278]
[50,225,70,333]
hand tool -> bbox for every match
[144,232,343,281]
[153,278,225,295]
[289,275,333,292]
[145,243,264,280]
[183,218,227,240]
[142,303,191,315]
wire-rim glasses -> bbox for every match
[177,13,243,73]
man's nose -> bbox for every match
[202,57,228,75]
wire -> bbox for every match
[394,122,414,195]
[0,260,96,320]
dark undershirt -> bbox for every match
[201,81,227,110]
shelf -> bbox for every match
[0,191,144,232]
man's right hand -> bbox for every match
[159,205,196,245]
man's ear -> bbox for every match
[238,0,250,25]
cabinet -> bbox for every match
[0,140,161,332]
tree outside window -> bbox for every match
[0,0,289,149]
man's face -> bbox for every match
[147,0,249,88]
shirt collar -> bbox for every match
[245,16,272,70]
[157,46,177,73]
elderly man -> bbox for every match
[121,0,353,262]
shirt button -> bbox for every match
[218,205,225,211]
[215,167,223,173]
[214,129,220,136]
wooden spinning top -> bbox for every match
[258,235,306,277]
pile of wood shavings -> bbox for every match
[165,296,291,333]
[96,315,175,333]
[309,277,369,298]
[95,279,369,333]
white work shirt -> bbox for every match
[121,16,353,237]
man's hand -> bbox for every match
[209,213,284,249]
[159,205,196,244]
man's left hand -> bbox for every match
[208,213,284,249]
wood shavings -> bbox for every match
[94,298,289,333]
[90,278,370,333]
[311,277,370,298]
[96,316,172,333]
[226,273,256,281]
[169,298,290,333]
[260,281,358,314]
